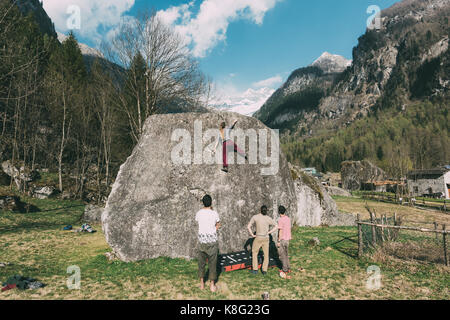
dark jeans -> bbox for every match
[198,242,219,281]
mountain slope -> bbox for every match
[256,0,448,136]
[15,0,56,38]
[253,53,351,131]
[257,0,449,172]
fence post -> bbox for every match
[380,215,385,243]
[357,214,363,258]
[369,210,377,247]
[443,224,448,267]
[434,222,439,243]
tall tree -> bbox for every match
[105,11,208,145]
[45,32,87,192]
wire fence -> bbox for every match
[357,207,449,266]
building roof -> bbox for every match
[407,166,449,178]
[362,180,404,186]
[372,181,405,186]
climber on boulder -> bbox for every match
[214,119,247,173]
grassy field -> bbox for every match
[333,196,450,225]
[0,193,449,300]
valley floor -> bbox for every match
[0,193,448,300]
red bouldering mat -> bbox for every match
[218,251,280,272]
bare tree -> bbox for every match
[89,60,117,202]
[104,11,208,143]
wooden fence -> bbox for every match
[360,193,449,213]
[356,213,449,266]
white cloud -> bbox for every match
[42,0,135,44]
[252,75,283,88]
[157,0,283,58]
[43,0,282,57]
[156,2,193,26]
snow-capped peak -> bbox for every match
[311,52,352,74]
[209,87,275,116]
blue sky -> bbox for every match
[43,0,400,111]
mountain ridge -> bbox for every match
[253,51,351,129]
[255,0,449,137]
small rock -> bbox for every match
[105,252,118,261]
[308,237,320,247]
[325,186,352,197]
[31,186,56,199]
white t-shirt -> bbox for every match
[195,208,220,244]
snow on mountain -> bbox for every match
[57,32,104,58]
[311,52,352,74]
[209,87,275,116]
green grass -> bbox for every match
[415,197,447,204]
[0,196,449,300]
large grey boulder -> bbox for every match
[291,165,355,227]
[102,112,297,261]
[341,160,386,191]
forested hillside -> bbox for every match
[0,0,208,202]
[282,99,449,176]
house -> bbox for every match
[407,166,450,199]
[301,167,323,179]
[361,181,405,193]
[302,168,317,175]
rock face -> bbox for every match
[341,160,386,191]
[102,112,297,261]
[1,161,38,190]
[311,52,352,74]
[291,165,355,227]
[254,53,351,130]
[255,0,450,136]
[83,205,104,223]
